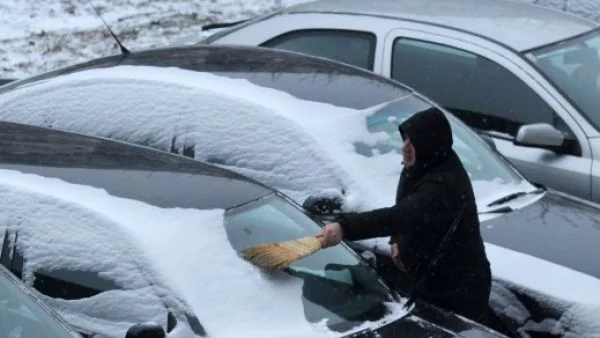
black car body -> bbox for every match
[0,121,508,338]
[0,45,598,337]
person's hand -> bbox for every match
[318,222,344,248]
[391,243,407,272]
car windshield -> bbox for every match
[0,268,76,338]
[353,95,530,204]
[529,29,600,129]
[224,193,398,333]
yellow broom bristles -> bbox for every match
[242,236,322,269]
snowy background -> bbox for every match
[1,0,600,79]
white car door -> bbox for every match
[381,26,594,200]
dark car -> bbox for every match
[0,121,509,338]
[0,44,598,337]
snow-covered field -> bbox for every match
[1,0,600,79]
[0,0,306,79]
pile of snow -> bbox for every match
[0,0,308,79]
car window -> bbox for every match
[32,270,119,300]
[353,95,526,189]
[0,267,76,338]
[390,38,580,154]
[530,29,600,132]
[261,29,376,70]
[224,194,396,333]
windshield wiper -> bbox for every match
[479,206,513,214]
[486,187,545,207]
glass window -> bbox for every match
[32,270,119,300]
[0,268,76,337]
[353,95,525,186]
[262,29,376,70]
[530,29,600,131]
[391,38,561,138]
[224,194,396,333]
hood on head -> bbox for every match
[398,107,453,172]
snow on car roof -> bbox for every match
[0,64,533,212]
[0,64,401,209]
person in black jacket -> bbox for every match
[318,107,492,324]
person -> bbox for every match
[318,107,492,324]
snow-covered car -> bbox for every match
[0,44,599,336]
[194,0,600,205]
[0,263,82,337]
[0,121,510,338]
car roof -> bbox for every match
[0,121,273,210]
[0,44,413,110]
[285,0,599,52]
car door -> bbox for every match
[382,28,593,200]
[207,13,398,74]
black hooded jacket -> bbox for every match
[339,108,491,298]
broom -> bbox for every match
[242,236,322,269]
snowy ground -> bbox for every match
[0,0,307,79]
[1,0,599,79]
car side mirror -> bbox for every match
[514,123,565,151]
[125,323,166,338]
[302,190,344,217]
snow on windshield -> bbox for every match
[0,168,409,338]
[0,65,530,214]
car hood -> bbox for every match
[344,311,506,338]
[480,191,600,279]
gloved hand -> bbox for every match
[318,222,344,248]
